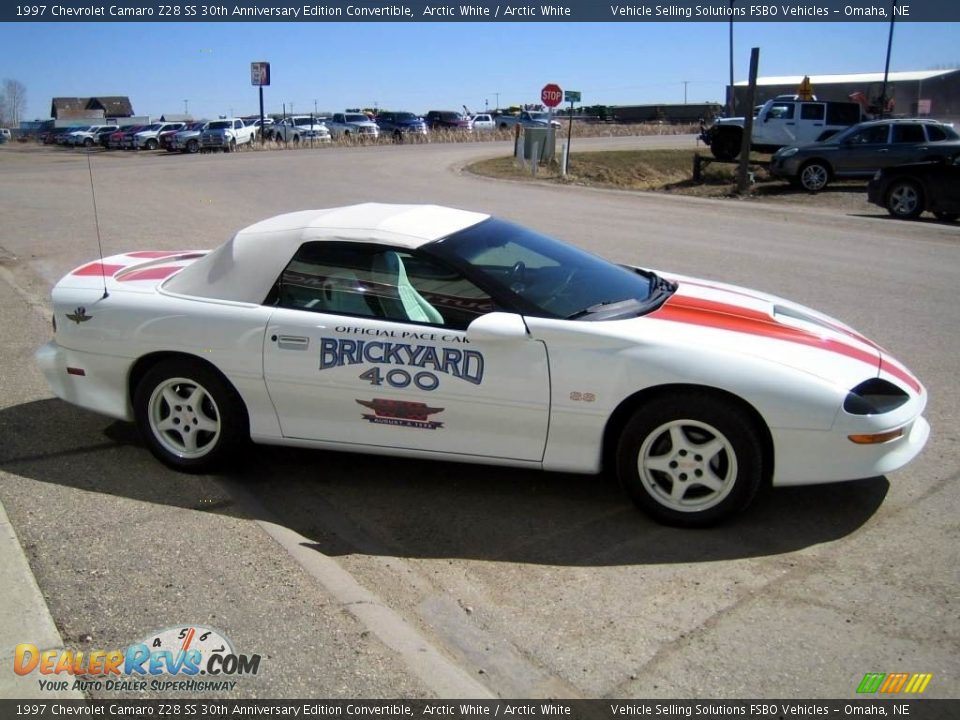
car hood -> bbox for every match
[633,272,921,394]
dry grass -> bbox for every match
[468,149,778,197]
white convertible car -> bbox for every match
[36,204,929,526]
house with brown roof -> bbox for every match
[50,96,135,121]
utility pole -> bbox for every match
[728,0,736,115]
[879,0,897,117]
[183,99,189,116]
[683,81,689,104]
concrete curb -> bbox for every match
[0,499,85,699]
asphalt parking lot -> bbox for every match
[0,137,957,701]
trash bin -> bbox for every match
[523,126,555,163]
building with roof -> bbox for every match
[731,69,959,121]
[50,97,135,123]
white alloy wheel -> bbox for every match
[637,419,737,513]
[148,377,222,459]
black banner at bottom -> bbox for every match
[1,699,957,720]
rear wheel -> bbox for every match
[886,180,924,219]
[799,161,830,192]
[134,359,247,473]
[617,394,763,527]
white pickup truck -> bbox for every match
[494,111,562,131]
[200,118,257,152]
[700,97,864,160]
[326,112,380,140]
[273,116,331,144]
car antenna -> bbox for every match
[85,149,109,299]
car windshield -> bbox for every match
[527,112,548,120]
[394,112,417,121]
[428,218,667,320]
[345,114,368,122]
[294,117,316,126]
[208,121,231,129]
[145,124,162,131]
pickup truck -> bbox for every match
[132,122,186,150]
[494,111,562,131]
[327,112,380,140]
[273,116,331,144]
[200,118,257,152]
[700,97,863,160]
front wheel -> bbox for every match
[799,161,830,192]
[886,180,924,219]
[146,139,158,151]
[616,394,763,527]
[134,359,247,472]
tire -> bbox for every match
[187,139,199,154]
[146,139,158,151]
[83,138,94,147]
[133,359,247,473]
[932,211,958,222]
[885,180,924,219]
[709,128,741,162]
[393,130,403,143]
[616,394,763,527]
[229,139,237,152]
[799,161,830,192]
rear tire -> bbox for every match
[616,394,763,527]
[886,180,924,219]
[134,359,247,473]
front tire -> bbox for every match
[799,161,830,192]
[616,394,763,527]
[886,180,924,219]
[134,359,247,472]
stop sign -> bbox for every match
[541,83,563,108]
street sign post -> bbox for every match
[251,61,270,145]
[562,90,580,175]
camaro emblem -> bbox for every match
[66,307,92,324]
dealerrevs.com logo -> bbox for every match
[857,672,933,694]
[14,625,261,693]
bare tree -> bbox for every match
[0,93,7,126]
[3,79,27,127]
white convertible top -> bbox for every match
[162,203,489,303]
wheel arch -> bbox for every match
[128,351,250,433]
[601,383,774,485]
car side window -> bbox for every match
[925,125,948,142]
[848,126,889,145]
[800,104,825,121]
[272,242,494,330]
[892,124,926,143]
[766,103,795,120]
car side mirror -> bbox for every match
[466,312,528,342]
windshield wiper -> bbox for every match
[566,298,644,320]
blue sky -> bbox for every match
[2,21,958,120]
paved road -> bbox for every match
[0,137,957,700]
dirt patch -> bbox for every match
[468,149,878,215]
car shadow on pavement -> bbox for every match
[0,399,888,567]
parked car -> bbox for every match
[36,204,928,527]
[200,118,257,151]
[867,154,960,221]
[119,125,149,150]
[67,124,116,147]
[327,112,380,140]
[425,111,473,132]
[375,111,428,141]
[273,116,331,144]
[168,122,208,154]
[770,118,960,192]
[0,128,11,143]
[470,114,496,132]
[248,117,275,141]
[133,122,186,151]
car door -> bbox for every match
[262,241,551,462]
[887,123,929,168]
[832,124,891,177]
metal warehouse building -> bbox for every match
[731,69,960,122]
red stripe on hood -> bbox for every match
[73,262,125,277]
[651,294,881,374]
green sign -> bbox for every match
[564,90,581,103]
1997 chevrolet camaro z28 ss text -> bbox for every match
[37,204,929,526]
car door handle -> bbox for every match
[878,149,889,153]
[276,335,310,350]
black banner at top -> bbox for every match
[4,0,959,22]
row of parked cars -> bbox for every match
[767,117,960,222]
[41,108,564,154]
